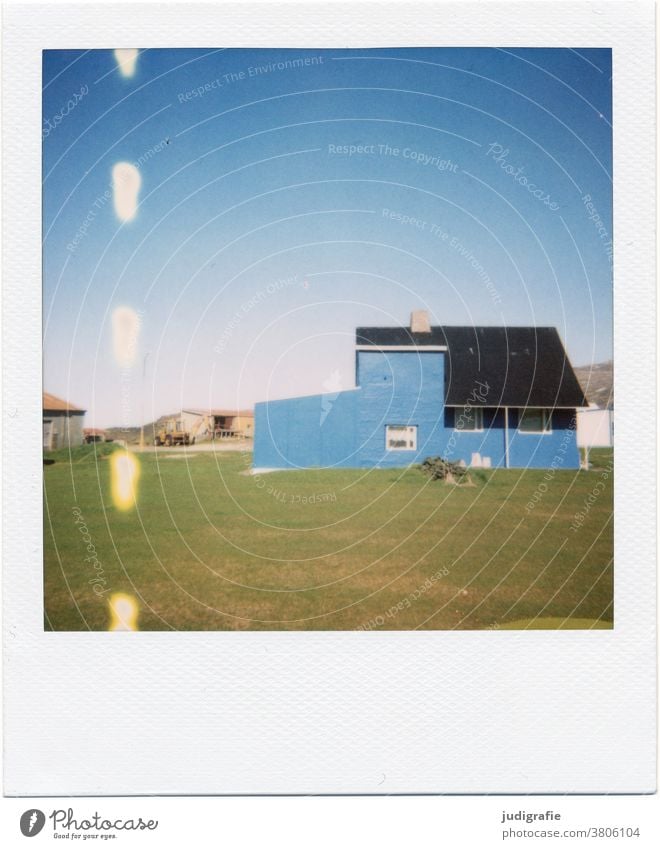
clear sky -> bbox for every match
[43,47,612,427]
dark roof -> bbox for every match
[355,326,588,408]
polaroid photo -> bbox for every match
[2,1,656,797]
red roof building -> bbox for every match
[43,392,86,450]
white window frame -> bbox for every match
[518,408,553,435]
[385,424,418,452]
[454,406,484,432]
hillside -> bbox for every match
[104,414,178,445]
[573,361,613,408]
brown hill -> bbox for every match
[573,361,613,408]
[104,414,178,445]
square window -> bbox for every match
[386,425,417,451]
[519,408,552,433]
[455,406,484,432]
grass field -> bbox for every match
[44,445,613,631]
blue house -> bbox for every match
[253,311,588,471]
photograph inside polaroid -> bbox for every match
[42,46,613,633]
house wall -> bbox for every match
[253,350,581,470]
[356,350,447,467]
[253,389,360,469]
[577,408,613,448]
[43,411,85,450]
[443,407,508,468]
[507,409,580,469]
[233,415,254,437]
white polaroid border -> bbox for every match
[2,1,656,794]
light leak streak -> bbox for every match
[112,162,141,222]
[109,593,139,631]
[111,450,140,511]
[114,48,139,78]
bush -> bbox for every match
[421,456,473,485]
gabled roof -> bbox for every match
[43,392,86,413]
[355,325,588,408]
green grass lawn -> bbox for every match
[44,446,613,631]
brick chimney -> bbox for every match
[410,310,431,333]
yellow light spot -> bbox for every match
[112,162,141,222]
[112,305,141,368]
[111,450,140,511]
[109,593,139,631]
[114,48,139,78]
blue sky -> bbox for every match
[43,47,612,427]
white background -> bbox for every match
[1,0,657,842]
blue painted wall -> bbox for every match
[254,350,580,470]
[443,406,507,468]
[356,351,446,467]
[253,388,360,469]
[507,409,579,470]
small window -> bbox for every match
[519,408,552,434]
[386,425,417,451]
[455,407,484,432]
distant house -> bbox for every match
[83,428,108,444]
[573,362,613,450]
[179,408,254,441]
[254,310,588,470]
[577,404,614,449]
[43,392,86,450]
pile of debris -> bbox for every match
[421,456,474,485]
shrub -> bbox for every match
[421,456,474,485]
